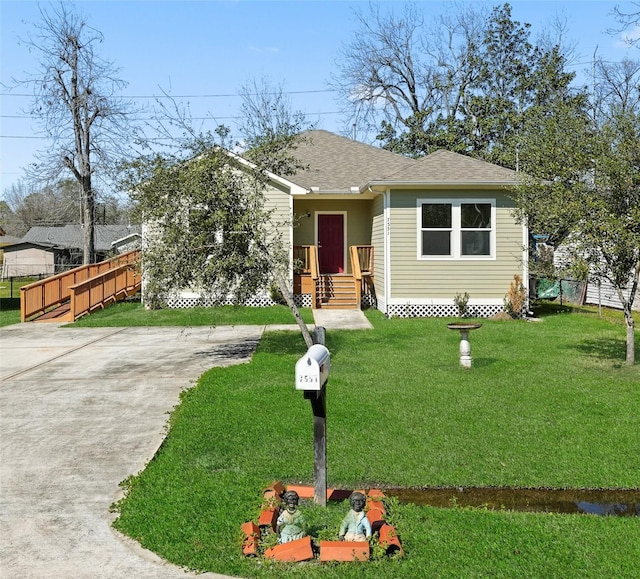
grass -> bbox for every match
[71,300,315,327]
[0,277,40,327]
[0,276,39,299]
[110,304,640,578]
[0,297,315,328]
[0,298,21,327]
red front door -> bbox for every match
[318,214,344,273]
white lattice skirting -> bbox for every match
[164,292,374,310]
[165,294,276,308]
[385,303,505,318]
[162,293,506,318]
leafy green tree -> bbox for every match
[236,77,312,176]
[335,2,580,166]
[514,67,640,365]
[588,109,640,364]
[123,79,315,347]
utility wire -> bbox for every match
[0,89,338,98]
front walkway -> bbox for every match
[312,309,373,330]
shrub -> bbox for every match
[453,292,470,317]
[503,274,526,318]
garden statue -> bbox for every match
[339,491,372,542]
[276,490,306,544]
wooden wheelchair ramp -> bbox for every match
[20,250,141,323]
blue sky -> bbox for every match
[1,0,639,197]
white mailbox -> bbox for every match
[295,344,330,391]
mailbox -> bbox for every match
[295,344,330,391]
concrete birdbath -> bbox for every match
[447,323,482,368]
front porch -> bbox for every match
[293,245,375,310]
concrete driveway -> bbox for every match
[0,323,270,579]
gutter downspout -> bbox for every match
[384,189,391,315]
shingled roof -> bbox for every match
[385,149,519,185]
[285,130,518,192]
[287,130,415,192]
[20,225,140,252]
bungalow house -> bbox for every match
[1,224,141,278]
[162,130,527,318]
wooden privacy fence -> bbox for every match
[20,250,141,322]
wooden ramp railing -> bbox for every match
[20,250,141,323]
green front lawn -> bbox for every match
[1,297,316,328]
[0,277,40,327]
[70,301,315,327]
[0,298,21,327]
[111,306,640,578]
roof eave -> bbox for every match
[229,149,308,195]
[366,180,517,190]
[298,188,377,199]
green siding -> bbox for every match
[371,194,385,301]
[264,185,292,248]
[389,190,523,300]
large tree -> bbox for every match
[611,2,640,46]
[124,80,315,347]
[334,2,581,167]
[4,179,81,234]
[15,2,136,263]
[2,178,131,236]
[514,60,640,365]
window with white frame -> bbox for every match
[418,199,495,259]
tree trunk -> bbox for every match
[272,268,313,349]
[82,176,96,264]
[624,308,635,366]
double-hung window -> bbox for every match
[418,199,495,259]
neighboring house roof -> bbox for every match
[20,225,141,252]
[0,235,23,247]
[111,232,141,245]
[1,241,61,253]
[283,130,519,193]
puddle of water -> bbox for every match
[383,487,640,517]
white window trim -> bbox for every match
[417,198,496,261]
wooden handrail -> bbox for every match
[293,245,320,308]
[308,245,319,308]
[20,250,140,322]
[309,245,320,281]
[349,246,362,309]
[350,246,362,281]
[293,245,313,274]
[69,262,140,321]
[349,245,374,310]
[354,245,373,275]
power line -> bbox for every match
[0,110,341,122]
[0,89,338,99]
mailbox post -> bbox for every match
[295,342,330,506]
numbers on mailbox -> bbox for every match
[298,374,318,384]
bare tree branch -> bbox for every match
[11,1,139,262]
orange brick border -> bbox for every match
[240,481,404,562]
